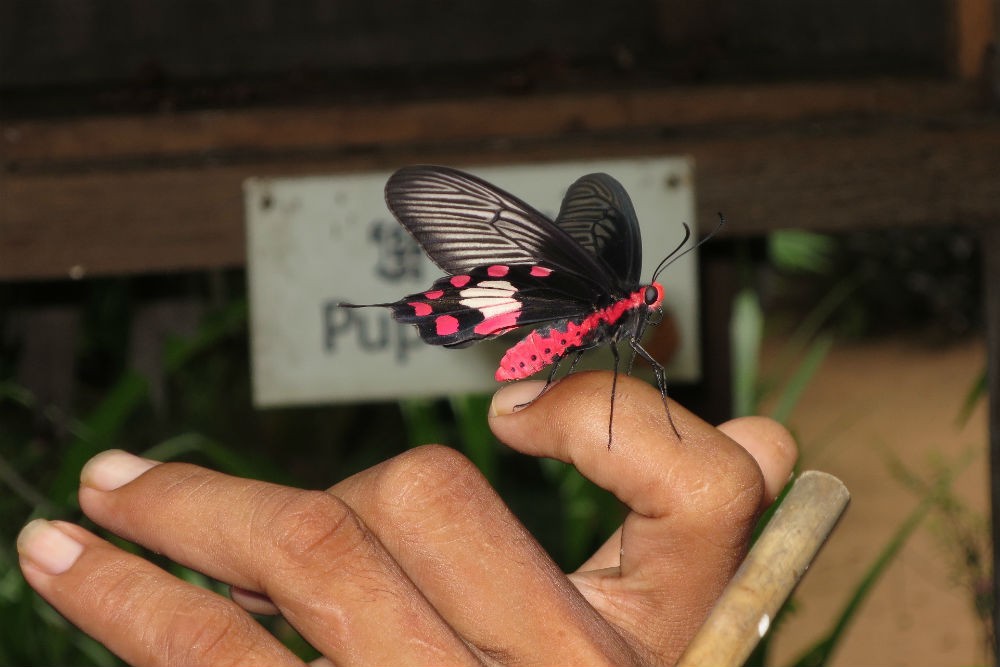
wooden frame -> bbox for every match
[3,79,999,280]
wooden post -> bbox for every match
[950,0,995,79]
[986,222,1000,663]
[986,4,999,661]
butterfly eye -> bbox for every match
[644,285,660,305]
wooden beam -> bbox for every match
[3,115,999,280]
[1,80,984,168]
[950,0,996,79]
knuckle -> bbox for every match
[682,449,765,535]
[83,562,157,631]
[160,593,257,667]
[263,490,369,572]
[374,445,485,516]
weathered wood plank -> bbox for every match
[0,0,950,88]
[1,81,984,168]
[3,116,999,280]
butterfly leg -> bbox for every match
[564,348,588,377]
[515,344,598,409]
[623,344,639,376]
[512,353,568,411]
[607,343,621,449]
[628,337,680,439]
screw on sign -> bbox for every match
[341,165,720,446]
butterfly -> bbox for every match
[342,165,705,446]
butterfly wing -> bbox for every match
[386,264,595,348]
[554,173,643,288]
[385,166,619,295]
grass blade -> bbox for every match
[786,462,961,667]
[731,288,764,418]
[450,394,497,482]
[769,334,833,425]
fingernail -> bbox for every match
[17,519,84,575]
[489,381,546,417]
[81,449,158,492]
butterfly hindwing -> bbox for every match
[554,173,643,288]
[388,264,600,348]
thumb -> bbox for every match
[488,372,791,662]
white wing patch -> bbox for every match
[460,280,520,318]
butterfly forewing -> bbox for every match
[387,264,603,348]
[385,166,618,291]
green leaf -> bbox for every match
[46,300,248,508]
[731,288,764,418]
[142,432,287,483]
[956,368,987,427]
[450,393,498,482]
[768,230,836,274]
[399,398,445,447]
[769,334,832,424]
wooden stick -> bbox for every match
[983,223,1000,664]
[676,470,850,667]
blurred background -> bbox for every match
[1,1,997,665]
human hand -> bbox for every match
[18,372,796,666]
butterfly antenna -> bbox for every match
[651,214,727,284]
[649,223,691,282]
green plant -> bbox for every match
[1,275,628,663]
[736,230,989,666]
[0,294,325,665]
[734,230,891,666]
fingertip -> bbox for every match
[716,416,799,506]
[488,381,546,417]
[487,374,616,460]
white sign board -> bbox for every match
[246,157,699,406]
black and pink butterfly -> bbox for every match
[342,165,704,444]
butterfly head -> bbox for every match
[643,283,664,310]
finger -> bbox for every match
[717,416,798,505]
[231,586,280,615]
[77,450,477,667]
[489,372,766,663]
[330,444,638,665]
[17,519,302,667]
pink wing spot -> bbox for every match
[450,275,471,288]
[530,266,552,277]
[487,265,509,277]
[474,311,519,335]
[424,290,444,300]
[435,315,459,336]
[409,302,432,316]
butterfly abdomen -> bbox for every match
[494,285,661,381]
[495,319,592,381]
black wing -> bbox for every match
[385,166,619,293]
[385,265,599,348]
[554,173,642,288]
